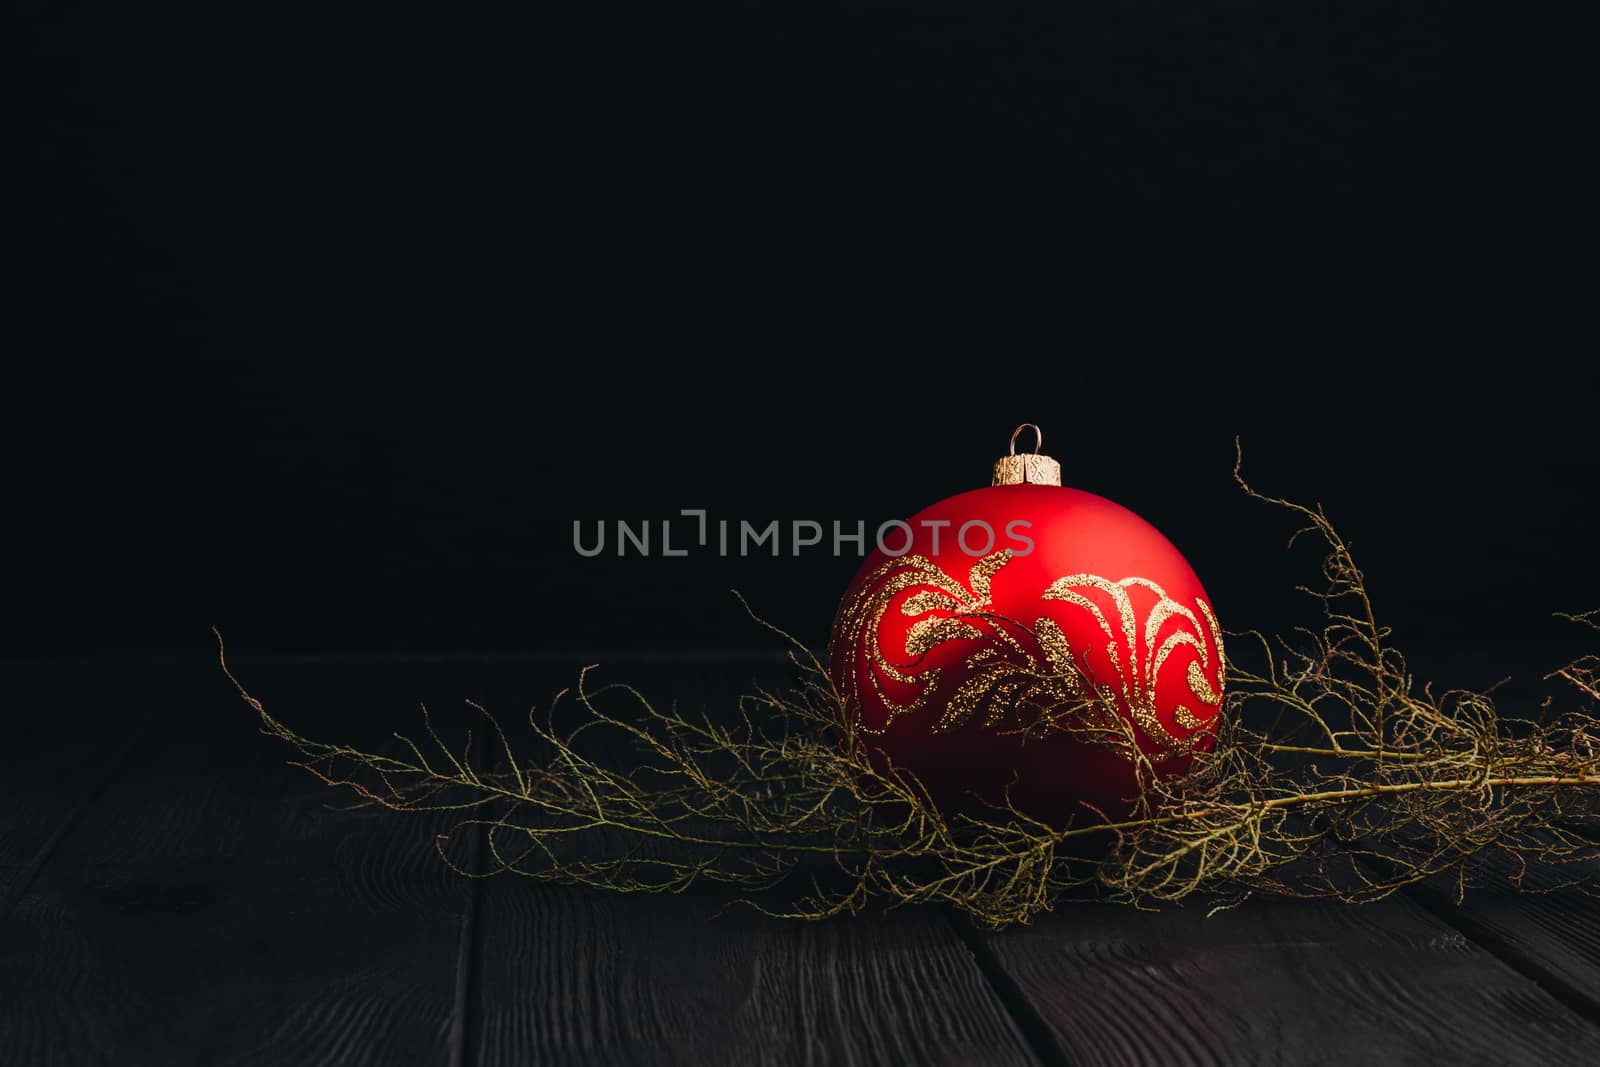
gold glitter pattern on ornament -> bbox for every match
[905,617,983,660]
[1041,575,1225,757]
[1198,597,1226,688]
[967,550,1010,601]
[831,552,1015,735]
[834,548,1224,756]
[932,610,1110,739]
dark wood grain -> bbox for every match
[0,663,149,918]
[973,893,1600,1066]
[8,652,1600,1066]
[0,660,487,1067]
[467,659,1041,1067]
[471,881,1039,1066]
[1407,858,1600,1028]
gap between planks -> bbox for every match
[1402,879,1600,1031]
[447,667,494,1067]
[945,909,1072,1067]
[1350,847,1600,1031]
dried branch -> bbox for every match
[220,466,1600,927]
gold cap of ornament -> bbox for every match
[992,424,1061,486]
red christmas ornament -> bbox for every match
[828,425,1225,826]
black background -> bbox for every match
[12,2,1591,661]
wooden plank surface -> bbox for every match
[1407,859,1600,1028]
[0,664,149,917]
[466,659,1042,1067]
[5,653,1600,1066]
[472,883,1040,1066]
[0,659,487,1066]
[972,893,1600,1066]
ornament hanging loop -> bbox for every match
[993,424,1062,487]
[1009,423,1044,457]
